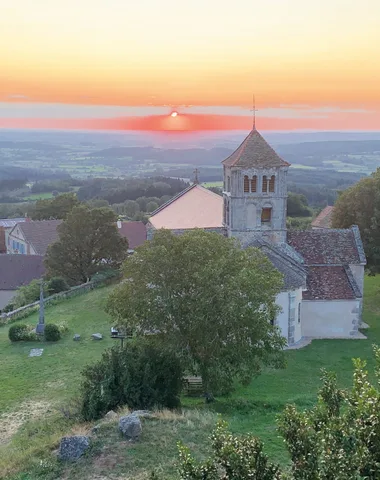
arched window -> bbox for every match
[262,175,268,193]
[223,199,227,224]
[269,175,275,192]
[226,200,230,225]
[227,176,231,192]
[244,175,249,193]
[261,207,272,224]
[250,175,257,193]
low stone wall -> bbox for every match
[0,274,121,325]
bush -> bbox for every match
[44,323,61,342]
[9,324,30,342]
[47,277,69,295]
[81,339,183,421]
[3,303,14,313]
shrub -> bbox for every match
[3,303,14,313]
[44,324,61,342]
[47,277,69,295]
[57,321,69,334]
[9,324,30,342]
[12,279,47,309]
[81,339,183,421]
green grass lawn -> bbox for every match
[1,277,380,479]
[23,192,54,200]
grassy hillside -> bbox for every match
[1,277,379,479]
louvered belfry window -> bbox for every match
[251,175,257,193]
[262,175,268,192]
[261,207,272,223]
[269,175,275,192]
[244,175,249,192]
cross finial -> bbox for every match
[193,168,200,184]
[250,94,258,130]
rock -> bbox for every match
[73,334,81,341]
[119,414,142,440]
[131,410,155,419]
[91,333,102,340]
[104,410,118,421]
[58,435,90,461]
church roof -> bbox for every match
[222,128,290,168]
[303,266,362,300]
[148,184,223,230]
[287,227,366,265]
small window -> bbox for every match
[261,207,272,224]
[227,176,231,192]
[251,175,257,193]
[262,175,268,193]
[269,175,275,192]
[244,175,249,193]
[298,303,301,323]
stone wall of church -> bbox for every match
[223,166,288,244]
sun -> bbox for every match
[170,111,178,117]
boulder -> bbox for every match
[58,435,90,461]
[73,334,81,341]
[119,414,142,440]
[91,333,102,340]
[131,410,155,419]
[104,410,118,421]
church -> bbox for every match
[146,127,366,346]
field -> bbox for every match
[1,276,379,479]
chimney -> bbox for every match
[117,220,122,229]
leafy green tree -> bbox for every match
[287,192,311,217]
[30,193,81,220]
[45,205,128,284]
[46,277,69,295]
[332,169,379,270]
[146,201,159,213]
[106,229,285,396]
[124,200,140,218]
[12,279,47,308]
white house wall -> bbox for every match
[301,299,360,338]
[275,288,303,345]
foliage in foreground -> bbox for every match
[45,204,129,284]
[107,229,285,396]
[167,345,380,480]
[44,323,61,342]
[8,324,36,342]
[81,339,183,421]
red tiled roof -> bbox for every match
[311,206,334,229]
[117,221,146,249]
[222,128,290,168]
[303,266,359,300]
[287,229,361,265]
[17,220,62,255]
[0,254,45,290]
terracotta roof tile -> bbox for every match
[149,184,223,230]
[0,254,45,290]
[311,206,334,229]
[17,220,62,255]
[222,128,290,168]
[117,221,146,249]
[287,228,361,265]
[303,266,360,300]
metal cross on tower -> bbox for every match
[193,168,200,184]
[250,94,258,129]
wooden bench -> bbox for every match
[182,376,203,396]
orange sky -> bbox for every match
[1,0,380,130]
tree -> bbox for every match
[332,169,379,271]
[287,192,311,217]
[45,205,128,284]
[106,229,285,396]
[30,193,81,220]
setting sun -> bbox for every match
[171,112,178,118]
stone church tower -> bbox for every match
[222,128,290,244]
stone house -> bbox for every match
[6,220,62,255]
[147,127,366,346]
[0,218,27,253]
